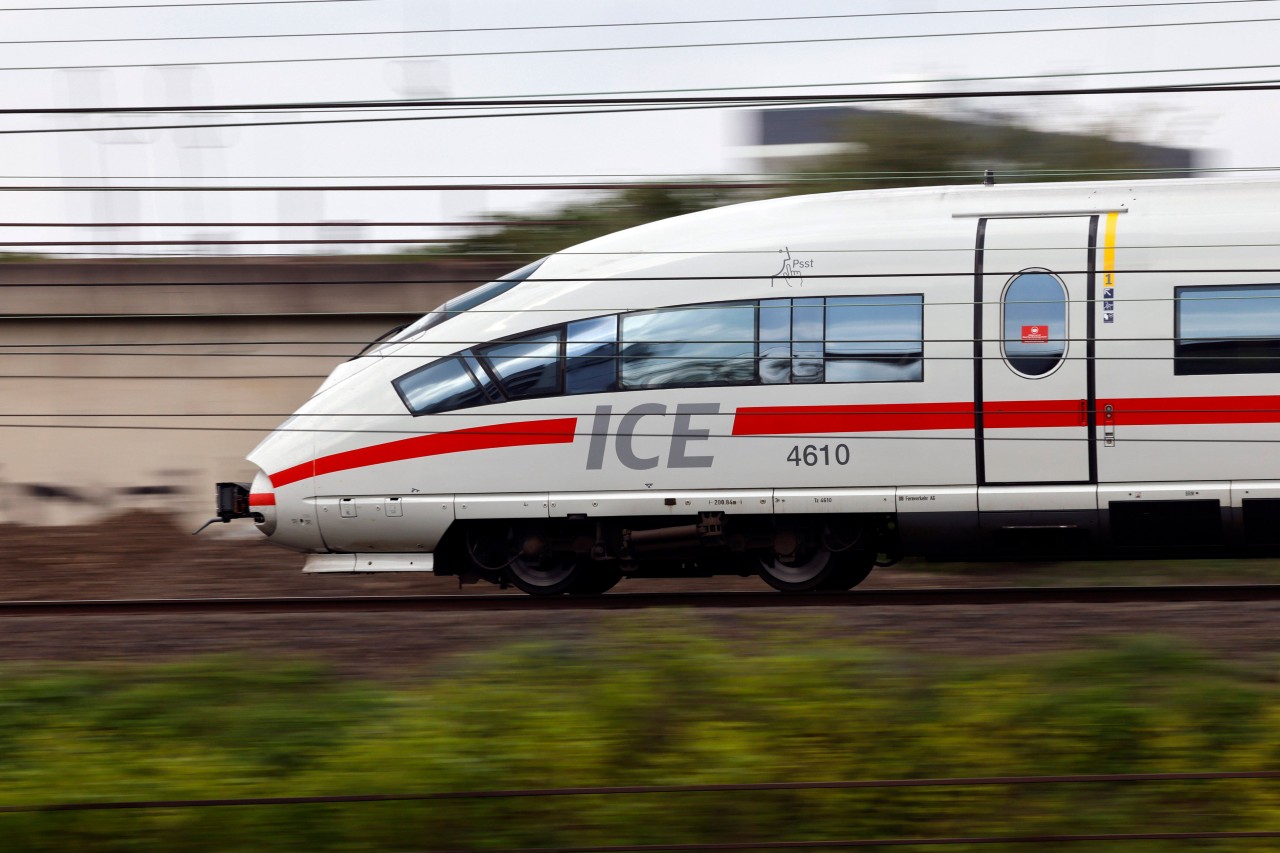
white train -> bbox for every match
[210,178,1280,593]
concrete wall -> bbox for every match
[0,258,515,526]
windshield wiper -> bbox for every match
[350,323,408,360]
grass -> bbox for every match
[1,621,1278,850]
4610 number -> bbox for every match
[786,444,851,466]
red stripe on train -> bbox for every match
[248,492,276,506]
[269,417,578,489]
[731,401,975,436]
[985,399,1085,429]
[733,395,1280,435]
[1099,394,1280,426]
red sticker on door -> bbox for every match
[1021,325,1049,343]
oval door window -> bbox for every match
[1002,270,1066,377]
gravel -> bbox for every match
[2,512,1278,671]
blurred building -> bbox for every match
[748,106,1198,179]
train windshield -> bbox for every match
[377,258,547,350]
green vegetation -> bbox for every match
[3,622,1278,850]
[414,183,737,263]
[426,110,1156,260]
[771,109,1154,196]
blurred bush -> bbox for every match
[1,620,1277,850]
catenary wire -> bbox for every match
[14,60,1280,118]
[6,269,1280,293]
[0,0,381,11]
[0,220,585,228]
[0,424,1276,442]
[5,0,1280,45]
[4,80,1280,134]
[3,16,1280,73]
[0,165,1262,183]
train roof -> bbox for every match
[415,176,1280,347]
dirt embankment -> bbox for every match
[2,513,1279,672]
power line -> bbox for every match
[0,0,381,11]
[0,180,787,191]
[2,80,1276,136]
[4,0,1278,46]
[11,60,1280,119]
[0,238,459,246]
[0,166,1270,182]
[0,220,586,227]
[6,271,1280,294]
[1,15,1278,73]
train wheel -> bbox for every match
[756,524,874,592]
[499,526,583,596]
[506,552,581,596]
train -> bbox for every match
[207,177,1280,593]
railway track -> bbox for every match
[3,584,1280,615]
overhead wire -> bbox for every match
[0,0,1269,14]
[0,0,382,11]
[4,0,1280,46]
[9,60,1280,121]
[2,14,1280,74]
[4,80,1279,135]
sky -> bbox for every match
[2,0,1279,256]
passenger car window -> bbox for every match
[478,331,562,398]
[1002,271,1066,378]
[826,295,924,382]
[1176,284,1280,375]
[620,303,756,389]
[758,299,792,384]
[756,295,923,384]
[566,316,619,395]
[394,358,490,415]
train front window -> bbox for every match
[478,331,563,398]
[566,316,619,394]
[620,303,756,389]
[1002,271,1067,378]
[394,357,491,415]
[1176,284,1280,375]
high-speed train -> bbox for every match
[210,178,1280,593]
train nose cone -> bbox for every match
[247,471,277,537]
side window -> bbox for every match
[758,295,923,384]
[1176,284,1280,375]
[620,303,756,389]
[826,295,924,382]
[566,316,618,395]
[478,330,562,399]
[1002,271,1066,378]
[394,357,491,415]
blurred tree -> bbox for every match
[419,183,739,263]
[420,110,1159,261]
[786,110,1154,195]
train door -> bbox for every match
[976,215,1096,485]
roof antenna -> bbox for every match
[983,169,995,186]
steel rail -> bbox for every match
[3,585,1280,616]
[2,769,1276,813]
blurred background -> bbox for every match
[1,0,1254,525]
[4,1,1280,850]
